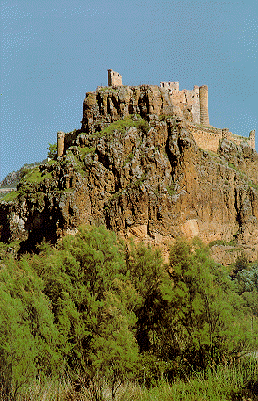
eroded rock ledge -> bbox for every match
[1,116,258,263]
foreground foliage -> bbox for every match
[5,360,258,400]
[0,226,258,399]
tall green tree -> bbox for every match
[32,226,139,398]
[124,242,175,385]
[0,256,60,399]
[167,239,258,370]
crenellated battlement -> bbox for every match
[160,81,179,91]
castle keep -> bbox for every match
[57,70,255,156]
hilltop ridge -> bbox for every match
[0,71,257,264]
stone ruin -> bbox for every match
[57,70,256,156]
[108,69,122,87]
[160,81,209,126]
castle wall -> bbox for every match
[187,123,222,153]
[170,88,200,124]
[231,131,256,150]
[187,124,256,153]
[160,82,201,124]
[80,76,255,153]
[64,130,79,153]
[108,69,122,86]
[160,81,179,92]
[159,82,210,127]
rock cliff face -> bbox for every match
[80,85,196,138]
[1,85,258,263]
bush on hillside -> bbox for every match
[0,228,258,399]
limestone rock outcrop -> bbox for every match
[1,114,258,263]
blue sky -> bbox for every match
[1,0,257,180]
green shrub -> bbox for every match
[100,116,149,137]
[1,190,18,202]
[78,146,96,159]
[0,256,61,399]
[47,143,57,159]
[166,183,176,196]
[32,226,139,398]
[137,119,149,134]
[167,239,258,371]
[0,228,257,399]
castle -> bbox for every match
[108,69,209,126]
[57,70,256,157]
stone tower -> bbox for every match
[249,130,256,150]
[108,69,122,86]
[57,131,65,157]
[199,85,209,126]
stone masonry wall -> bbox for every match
[79,79,255,153]
[231,131,256,150]
[160,82,200,124]
[108,69,122,86]
[160,81,179,92]
[187,123,256,153]
[187,124,222,152]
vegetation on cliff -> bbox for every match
[1,116,258,266]
[0,226,258,400]
[0,162,42,190]
[0,78,257,400]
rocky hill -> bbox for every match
[0,82,257,264]
[0,162,42,189]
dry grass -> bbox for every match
[8,359,258,401]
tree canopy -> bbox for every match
[0,226,258,399]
